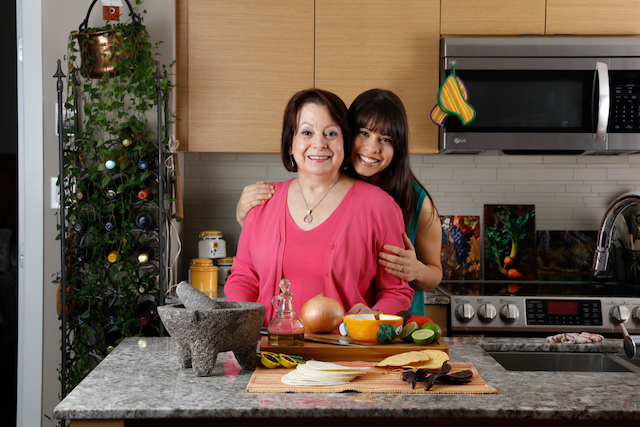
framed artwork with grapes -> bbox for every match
[484,205,536,281]
[440,215,481,280]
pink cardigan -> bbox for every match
[225,179,414,325]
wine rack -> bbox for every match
[54,4,175,397]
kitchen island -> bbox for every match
[53,336,640,426]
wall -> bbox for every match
[180,152,640,279]
[41,1,176,425]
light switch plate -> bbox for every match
[51,176,60,210]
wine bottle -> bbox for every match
[136,141,160,171]
[132,230,159,264]
[71,203,99,234]
[136,260,159,294]
[103,140,131,170]
[119,127,136,148]
[101,201,129,233]
[132,200,159,231]
[133,293,159,321]
[75,171,96,203]
[136,170,161,201]
[132,293,160,337]
[102,171,131,200]
[72,233,94,265]
[99,242,131,288]
[103,324,122,350]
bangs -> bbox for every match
[356,103,405,143]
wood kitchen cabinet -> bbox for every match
[440,0,546,36]
[441,0,640,36]
[315,0,440,153]
[177,0,314,152]
[176,0,440,153]
[546,0,640,35]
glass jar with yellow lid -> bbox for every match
[198,230,226,259]
[189,258,218,298]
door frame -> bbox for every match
[16,0,44,426]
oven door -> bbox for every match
[440,57,618,154]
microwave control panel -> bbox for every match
[611,83,640,132]
[610,69,640,133]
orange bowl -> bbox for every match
[340,314,404,344]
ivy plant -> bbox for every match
[57,0,175,394]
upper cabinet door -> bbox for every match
[315,0,441,153]
[441,0,545,35]
[184,1,314,152]
[546,0,640,35]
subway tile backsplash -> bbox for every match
[180,152,640,278]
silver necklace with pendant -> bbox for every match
[297,173,341,225]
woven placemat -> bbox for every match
[247,361,497,394]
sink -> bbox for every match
[487,352,640,373]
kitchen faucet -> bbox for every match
[593,190,640,359]
[593,190,640,274]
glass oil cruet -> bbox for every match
[267,278,305,346]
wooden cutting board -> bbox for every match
[260,333,448,362]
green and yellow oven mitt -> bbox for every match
[431,66,475,126]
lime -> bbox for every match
[421,322,442,342]
[399,321,419,343]
[411,328,435,345]
[279,354,300,368]
[260,352,281,368]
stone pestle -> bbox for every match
[176,281,220,310]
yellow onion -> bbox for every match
[300,294,344,333]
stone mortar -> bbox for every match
[158,301,265,376]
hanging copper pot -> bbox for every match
[74,0,141,79]
[75,29,129,79]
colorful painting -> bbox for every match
[536,230,597,281]
[440,215,481,280]
[484,205,536,281]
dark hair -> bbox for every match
[347,88,435,229]
[281,88,351,172]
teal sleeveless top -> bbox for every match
[407,182,427,316]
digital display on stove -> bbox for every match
[547,301,579,315]
[526,299,602,326]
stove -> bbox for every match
[443,280,640,335]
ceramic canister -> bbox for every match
[189,258,218,298]
[217,257,234,286]
[198,230,226,259]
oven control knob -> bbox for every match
[477,303,497,323]
[455,303,475,323]
[610,305,631,323]
[633,307,640,324]
[500,304,519,323]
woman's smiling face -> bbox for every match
[350,126,395,180]
[290,103,345,178]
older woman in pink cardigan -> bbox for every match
[225,89,413,326]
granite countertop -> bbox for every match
[53,336,640,422]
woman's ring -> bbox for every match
[398,266,403,273]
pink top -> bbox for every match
[282,181,351,308]
[225,178,414,326]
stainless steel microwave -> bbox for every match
[440,37,640,155]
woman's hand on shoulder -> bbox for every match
[236,181,275,226]
[378,233,422,283]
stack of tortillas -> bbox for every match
[281,360,370,386]
[375,349,449,372]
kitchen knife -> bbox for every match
[303,335,368,347]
